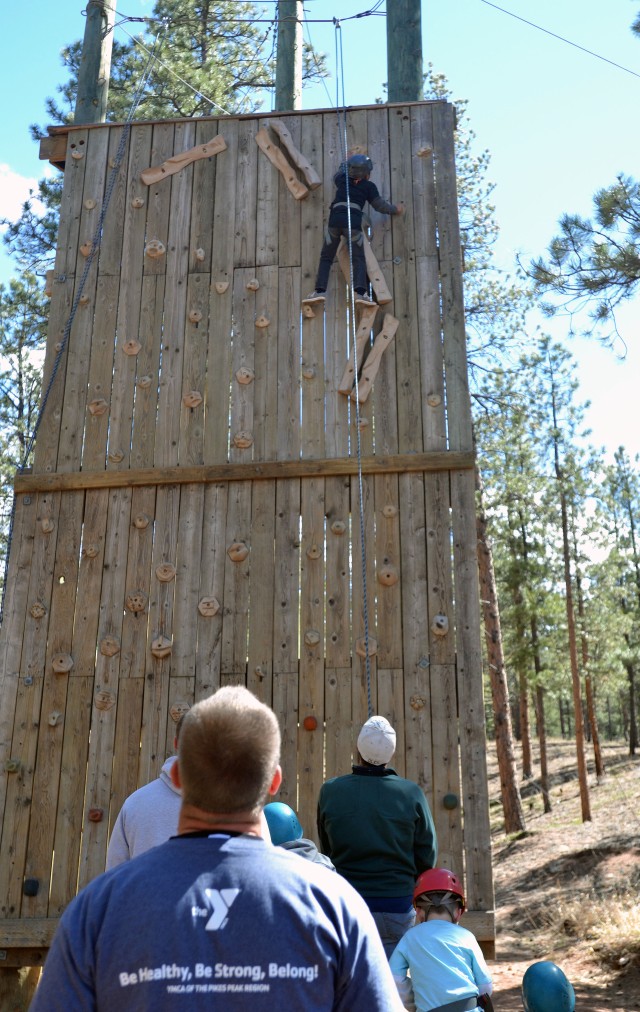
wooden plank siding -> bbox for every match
[0,103,494,955]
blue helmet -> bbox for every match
[522,961,576,1012]
[263,803,303,846]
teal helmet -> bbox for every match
[263,803,303,846]
[522,961,576,1012]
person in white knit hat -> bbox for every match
[317,715,438,958]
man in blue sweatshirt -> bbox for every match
[32,687,402,1011]
[318,715,437,958]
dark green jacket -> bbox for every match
[317,766,437,899]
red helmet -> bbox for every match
[413,868,465,912]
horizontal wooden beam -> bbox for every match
[14,451,475,495]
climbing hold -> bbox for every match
[236,367,255,385]
[131,196,145,209]
[4,759,21,773]
[100,636,120,658]
[170,701,190,723]
[41,518,55,534]
[48,711,62,727]
[356,636,378,658]
[255,315,270,328]
[227,542,249,562]
[382,504,398,518]
[410,695,426,711]
[151,635,173,659]
[125,590,148,613]
[123,338,141,356]
[303,715,318,731]
[29,602,47,620]
[301,366,316,380]
[80,242,94,257]
[378,564,399,587]
[443,793,459,810]
[417,145,433,158]
[84,198,97,210]
[358,416,369,430]
[330,520,346,535]
[183,390,203,409]
[132,513,150,530]
[23,878,40,897]
[233,431,253,449]
[195,248,206,262]
[79,294,91,306]
[306,544,321,560]
[83,544,99,559]
[246,278,260,291]
[145,239,166,259]
[137,375,152,389]
[427,393,442,407]
[88,398,108,416]
[214,281,229,294]
[431,614,449,636]
[71,149,84,161]
[188,308,203,324]
[108,448,125,463]
[88,808,104,822]
[155,563,176,583]
[95,690,116,710]
[52,653,73,673]
[304,629,321,646]
[198,596,220,617]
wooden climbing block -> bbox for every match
[270,119,321,189]
[301,293,325,318]
[337,235,392,304]
[255,128,309,201]
[350,314,399,403]
[337,304,378,395]
[140,134,227,186]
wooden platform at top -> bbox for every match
[0,101,494,961]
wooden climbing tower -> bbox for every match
[0,101,495,969]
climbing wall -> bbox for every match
[0,101,494,963]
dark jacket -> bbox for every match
[317,766,437,899]
[328,171,398,231]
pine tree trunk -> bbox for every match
[534,685,552,812]
[475,464,526,833]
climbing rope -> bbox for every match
[334,19,373,718]
[0,31,165,626]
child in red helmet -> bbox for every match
[305,152,404,308]
[389,868,493,1012]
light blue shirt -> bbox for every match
[389,918,492,1012]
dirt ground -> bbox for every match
[485,740,640,1011]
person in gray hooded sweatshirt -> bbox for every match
[106,717,185,868]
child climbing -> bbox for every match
[305,153,404,308]
[389,868,494,1012]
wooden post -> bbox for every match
[74,0,117,124]
[275,0,303,111]
[386,0,423,103]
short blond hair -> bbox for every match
[178,686,281,815]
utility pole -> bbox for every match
[75,0,117,124]
[275,0,303,111]
[386,0,423,103]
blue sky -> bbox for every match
[2,0,639,458]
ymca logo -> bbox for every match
[203,888,240,930]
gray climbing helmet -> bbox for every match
[347,154,373,178]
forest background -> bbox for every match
[1,0,640,772]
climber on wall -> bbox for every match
[304,153,404,309]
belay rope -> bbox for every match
[0,31,165,625]
[334,19,373,719]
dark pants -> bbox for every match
[315,225,366,293]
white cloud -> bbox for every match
[0,164,40,222]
